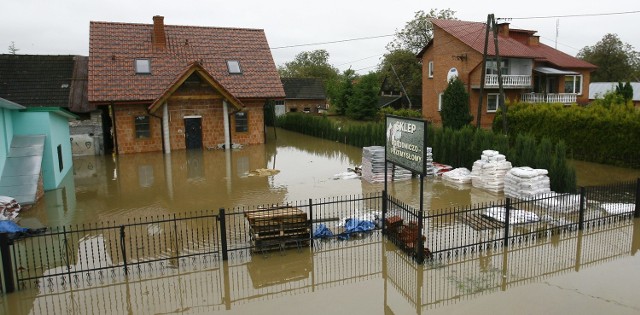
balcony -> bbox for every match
[521,93,577,104]
[485,74,531,88]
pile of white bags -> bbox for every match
[535,192,581,213]
[0,196,21,221]
[471,150,512,193]
[442,167,472,184]
[504,167,551,199]
[425,147,435,176]
[361,146,412,183]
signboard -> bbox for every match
[385,115,427,175]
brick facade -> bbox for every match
[421,20,596,129]
[113,80,266,154]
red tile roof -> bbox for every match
[89,18,285,104]
[428,19,596,69]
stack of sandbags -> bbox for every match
[504,167,551,199]
[361,146,412,183]
[442,167,472,185]
[425,147,435,176]
[0,196,21,221]
[471,150,512,193]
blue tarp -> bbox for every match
[313,224,334,238]
[0,221,28,233]
[338,218,375,240]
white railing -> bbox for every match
[485,74,532,88]
[521,93,577,104]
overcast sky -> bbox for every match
[2,0,639,74]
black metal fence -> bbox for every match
[0,179,637,294]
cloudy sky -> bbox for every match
[2,0,639,74]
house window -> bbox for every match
[487,94,500,112]
[227,60,242,74]
[438,93,444,111]
[275,100,285,106]
[57,145,63,172]
[486,58,509,75]
[235,111,248,132]
[135,115,151,138]
[428,61,434,78]
[564,75,582,95]
[135,59,151,74]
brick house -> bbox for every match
[279,78,326,115]
[89,16,285,154]
[418,19,597,128]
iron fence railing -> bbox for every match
[0,179,637,294]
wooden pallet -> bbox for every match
[245,207,310,253]
[457,213,505,230]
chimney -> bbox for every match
[528,35,540,46]
[497,22,510,37]
[152,15,166,50]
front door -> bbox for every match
[184,117,202,150]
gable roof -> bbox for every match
[0,54,91,111]
[424,19,596,69]
[89,17,285,104]
[148,62,244,113]
[281,78,326,99]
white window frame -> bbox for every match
[428,61,434,78]
[564,75,583,95]
[227,60,242,74]
[438,92,444,111]
[135,59,151,74]
[487,93,499,113]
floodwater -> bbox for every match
[3,128,640,315]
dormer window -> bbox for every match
[135,59,151,74]
[227,60,242,74]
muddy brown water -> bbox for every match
[2,128,640,314]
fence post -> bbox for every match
[635,178,640,219]
[119,226,128,276]
[308,199,314,247]
[579,187,586,230]
[0,233,15,293]
[382,190,387,235]
[219,208,229,261]
[504,198,511,248]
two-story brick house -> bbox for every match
[418,19,597,128]
[89,16,285,154]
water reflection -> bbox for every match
[6,218,639,315]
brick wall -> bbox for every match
[113,104,163,154]
[285,99,325,113]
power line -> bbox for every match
[498,10,640,20]
[271,34,394,50]
[336,54,383,67]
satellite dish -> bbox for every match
[447,68,459,82]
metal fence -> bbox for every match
[0,179,637,294]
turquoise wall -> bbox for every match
[0,109,13,176]
[13,111,73,190]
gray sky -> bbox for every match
[2,0,639,74]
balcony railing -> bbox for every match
[521,93,577,104]
[485,74,531,88]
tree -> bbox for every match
[440,78,473,129]
[615,81,634,103]
[8,41,19,54]
[346,72,381,120]
[278,49,339,83]
[327,69,356,115]
[377,49,422,107]
[386,8,457,54]
[577,33,640,82]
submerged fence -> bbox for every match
[0,179,638,294]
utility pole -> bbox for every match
[390,64,413,109]
[492,16,508,135]
[476,14,492,129]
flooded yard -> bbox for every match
[2,128,640,314]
